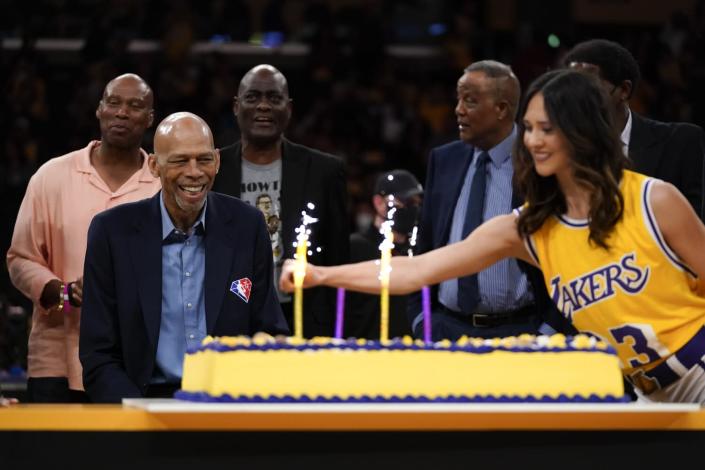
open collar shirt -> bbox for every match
[154,194,207,383]
[6,141,160,390]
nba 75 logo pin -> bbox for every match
[230,278,252,303]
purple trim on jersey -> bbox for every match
[642,179,696,277]
[556,214,589,228]
[513,207,540,265]
[525,236,540,266]
[174,390,628,403]
[638,325,705,391]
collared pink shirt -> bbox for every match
[7,141,161,391]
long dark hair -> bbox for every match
[514,70,628,249]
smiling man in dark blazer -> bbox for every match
[80,112,288,403]
[213,64,349,338]
[564,39,705,221]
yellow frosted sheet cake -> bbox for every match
[175,334,625,403]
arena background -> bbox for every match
[1,0,704,388]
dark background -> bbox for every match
[2,0,704,379]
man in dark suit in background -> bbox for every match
[408,60,565,341]
[80,112,288,403]
[564,39,705,221]
[213,64,349,338]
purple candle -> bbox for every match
[421,286,432,344]
[334,287,345,339]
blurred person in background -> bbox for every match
[564,38,705,222]
[344,169,422,339]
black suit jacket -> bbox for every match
[212,138,350,336]
[629,113,705,221]
[80,192,289,403]
[407,140,572,333]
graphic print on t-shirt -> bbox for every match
[240,158,289,302]
[254,192,282,260]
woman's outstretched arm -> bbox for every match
[280,213,536,295]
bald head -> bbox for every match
[154,112,214,156]
[238,64,289,96]
[104,73,154,108]
[97,73,154,150]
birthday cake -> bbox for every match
[175,334,626,403]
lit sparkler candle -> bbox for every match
[378,220,394,342]
[293,224,308,340]
[292,204,319,340]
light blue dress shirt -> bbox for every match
[153,194,207,383]
[438,127,533,313]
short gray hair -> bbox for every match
[464,60,520,118]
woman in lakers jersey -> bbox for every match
[281,70,705,404]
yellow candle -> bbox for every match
[379,223,394,342]
[293,225,308,339]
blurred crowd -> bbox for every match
[2,0,705,374]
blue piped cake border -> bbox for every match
[174,390,629,403]
[187,335,617,355]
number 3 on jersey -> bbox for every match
[582,324,670,394]
[610,323,670,368]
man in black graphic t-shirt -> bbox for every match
[213,64,349,337]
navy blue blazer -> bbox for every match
[407,140,570,332]
[80,191,288,403]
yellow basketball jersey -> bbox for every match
[527,170,705,389]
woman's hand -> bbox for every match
[279,259,322,292]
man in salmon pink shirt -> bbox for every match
[6,73,161,402]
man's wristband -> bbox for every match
[57,282,65,312]
[62,283,70,313]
